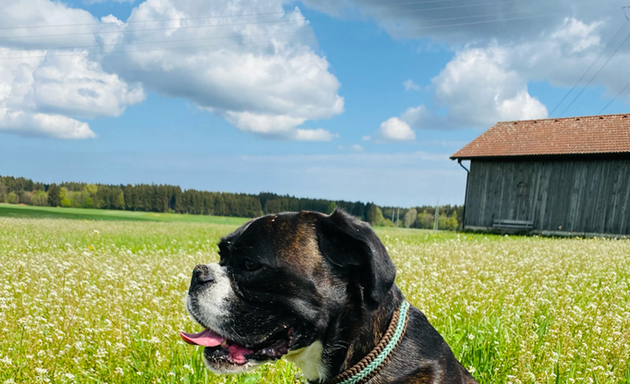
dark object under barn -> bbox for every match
[451,113,630,237]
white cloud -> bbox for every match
[403,79,421,91]
[32,54,144,118]
[381,19,617,133]
[305,1,629,123]
[294,128,338,142]
[0,1,145,139]
[83,0,133,4]
[223,111,337,141]
[400,105,432,128]
[0,48,143,139]
[411,17,618,129]
[378,117,416,141]
[392,46,548,132]
[503,18,628,95]
[301,0,626,45]
[0,0,344,141]
[0,0,99,49]
[224,112,305,136]
[350,144,364,152]
[0,107,95,139]
[99,0,344,141]
[431,46,548,127]
[361,135,371,141]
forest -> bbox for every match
[0,175,462,229]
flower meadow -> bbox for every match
[0,218,629,383]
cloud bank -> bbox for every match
[0,0,344,140]
[375,15,627,137]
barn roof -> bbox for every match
[451,113,630,159]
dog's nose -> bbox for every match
[189,264,216,293]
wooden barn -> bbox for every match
[451,113,630,236]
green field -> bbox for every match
[1,217,629,383]
[0,204,249,225]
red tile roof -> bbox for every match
[451,113,630,159]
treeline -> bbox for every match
[0,175,463,230]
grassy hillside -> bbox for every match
[0,203,249,225]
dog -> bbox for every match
[182,209,478,383]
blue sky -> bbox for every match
[1,0,629,207]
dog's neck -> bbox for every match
[317,286,404,383]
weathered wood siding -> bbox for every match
[465,158,630,235]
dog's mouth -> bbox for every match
[180,325,297,366]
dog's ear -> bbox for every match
[316,208,396,310]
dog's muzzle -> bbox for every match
[189,264,216,295]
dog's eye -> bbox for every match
[243,259,261,271]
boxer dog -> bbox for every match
[182,209,477,383]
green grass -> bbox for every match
[0,203,249,225]
[0,218,629,383]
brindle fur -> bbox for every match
[195,209,477,383]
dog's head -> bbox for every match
[182,209,396,379]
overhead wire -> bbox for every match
[0,9,547,54]
[0,31,312,60]
[0,37,314,61]
[0,18,306,41]
[598,81,630,114]
[0,30,306,54]
[559,28,630,117]
[615,6,630,114]
[0,1,614,44]
[0,0,494,31]
[411,10,565,31]
[0,8,581,61]
[0,0,459,30]
[0,0,538,41]
[0,2,621,62]
[548,20,629,116]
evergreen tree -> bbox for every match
[0,181,6,203]
[48,184,61,207]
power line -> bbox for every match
[0,9,577,61]
[410,10,564,31]
[0,37,310,61]
[0,0,484,31]
[0,1,528,40]
[0,30,309,58]
[0,4,620,61]
[1,2,616,45]
[548,19,629,117]
[0,18,305,41]
[0,9,606,61]
[407,5,620,33]
[2,4,606,45]
[559,29,630,117]
[598,81,630,114]
[0,9,542,54]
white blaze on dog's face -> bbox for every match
[185,263,233,342]
[181,210,396,380]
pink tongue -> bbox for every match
[180,329,226,347]
[229,344,253,365]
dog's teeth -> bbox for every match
[220,341,228,348]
